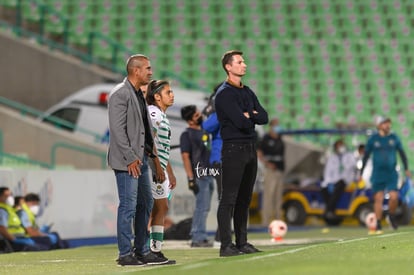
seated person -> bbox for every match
[15,193,68,249]
[321,139,356,219]
[0,187,49,252]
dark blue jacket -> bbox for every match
[202,112,222,164]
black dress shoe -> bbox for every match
[237,243,262,254]
[219,243,244,257]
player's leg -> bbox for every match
[374,191,384,231]
[387,190,399,230]
[149,172,174,264]
[150,198,168,253]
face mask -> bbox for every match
[338,146,346,154]
[196,116,203,125]
[6,196,14,207]
[29,205,40,216]
[272,126,282,133]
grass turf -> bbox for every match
[1,226,413,274]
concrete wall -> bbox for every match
[0,105,108,169]
[0,30,121,111]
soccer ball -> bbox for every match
[268,220,288,241]
[365,212,377,231]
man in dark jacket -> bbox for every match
[215,50,268,257]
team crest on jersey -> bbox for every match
[155,184,164,196]
[389,139,395,146]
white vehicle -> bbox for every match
[39,83,209,146]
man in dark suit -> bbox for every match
[107,54,166,266]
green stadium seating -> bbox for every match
[3,0,414,163]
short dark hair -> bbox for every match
[0,187,9,196]
[221,50,243,74]
[14,196,24,208]
[333,139,344,150]
[126,54,149,74]
[146,79,170,106]
[181,105,197,121]
[24,193,40,203]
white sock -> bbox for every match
[150,225,164,252]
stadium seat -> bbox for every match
[3,0,414,163]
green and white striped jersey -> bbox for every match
[148,105,171,170]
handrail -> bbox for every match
[50,142,107,169]
[0,152,51,169]
[0,126,50,168]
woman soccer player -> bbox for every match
[146,80,176,264]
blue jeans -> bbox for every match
[115,156,153,257]
[134,157,153,255]
[191,176,214,242]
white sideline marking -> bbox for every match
[40,260,67,263]
[181,262,210,270]
[241,231,408,262]
[336,237,368,244]
[375,232,408,238]
[242,244,322,262]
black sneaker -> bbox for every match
[191,239,213,247]
[387,215,399,230]
[116,254,145,266]
[136,251,168,265]
[219,243,244,257]
[237,243,262,254]
[153,251,176,265]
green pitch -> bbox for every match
[1,226,413,275]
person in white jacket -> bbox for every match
[321,139,356,220]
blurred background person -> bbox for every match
[321,139,356,220]
[180,105,214,248]
[257,118,285,226]
[355,144,372,189]
[16,193,68,249]
[201,82,223,246]
[360,116,411,232]
[0,187,48,252]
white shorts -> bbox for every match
[151,171,171,199]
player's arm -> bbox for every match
[396,138,411,177]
